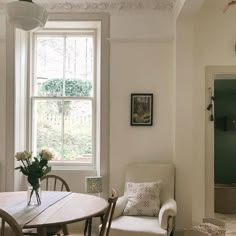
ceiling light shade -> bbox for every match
[6,0,48,31]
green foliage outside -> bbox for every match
[37,79,93,160]
[39,78,92,96]
[37,127,92,160]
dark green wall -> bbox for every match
[214,79,236,184]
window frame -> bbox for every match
[28,23,101,170]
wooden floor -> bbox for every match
[67,222,84,235]
[67,220,99,236]
[215,213,236,236]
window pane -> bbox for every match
[35,37,64,96]
[63,100,92,163]
[33,100,63,160]
[31,32,96,166]
[65,37,93,97]
[65,37,93,80]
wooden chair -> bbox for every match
[41,174,71,236]
[84,189,118,236]
[99,189,118,236]
[0,208,23,236]
[41,174,70,192]
[65,189,118,236]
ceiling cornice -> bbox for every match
[0,0,176,12]
[44,0,176,12]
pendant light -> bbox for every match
[6,0,48,31]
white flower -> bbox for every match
[15,151,32,161]
[40,149,54,161]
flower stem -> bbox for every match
[28,188,34,205]
[21,160,27,169]
[28,187,41,205]
[35,189,41,205]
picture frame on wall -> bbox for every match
[130,93,153,126]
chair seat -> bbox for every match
[110,216,167,236]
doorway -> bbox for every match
[205,67,236,235]
[214,79,236,188]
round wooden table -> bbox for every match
[0,191,108,236]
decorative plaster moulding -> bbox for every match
[1,0,176,12]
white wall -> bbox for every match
[110,12,173,39]
[174,0,187,19]
[174,0,208,229]
[175,18,195,229]
[174,0,207,227]
[109,12,174,194]
[0,13,6,192]
[195,0,236,65]
[0,12,14,192]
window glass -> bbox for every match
[63,100,92,163]
[65,37,93,81]
[35,37,64,96]
[32,33,95,164]
[33,99,63,160]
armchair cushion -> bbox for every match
[159,199,177,229]
[123,181,162,217]
[110,216,166,236]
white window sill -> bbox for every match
[49,162,96,171]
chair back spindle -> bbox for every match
[40,174,70,236]
[41,174,70,192]
[99,189,118,236]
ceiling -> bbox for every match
[0,0,177,12]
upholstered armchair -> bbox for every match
[109,162,177,236]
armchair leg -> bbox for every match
[167,216,175,236]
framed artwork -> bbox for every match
[130,93,153,126]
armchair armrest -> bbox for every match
[159,199,177,230]
[112,195,128,219]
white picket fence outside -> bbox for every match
[38,113,92,128]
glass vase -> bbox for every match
[27,181,41,206]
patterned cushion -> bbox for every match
[123,181,162,217]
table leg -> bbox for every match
[37,226,47,236]
[62,224,69,235]
[84,219,89,235]
[84,218,92,236]
[88,218,92,236]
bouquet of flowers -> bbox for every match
[15,149,54,205]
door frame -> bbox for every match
[205,66,236,216]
